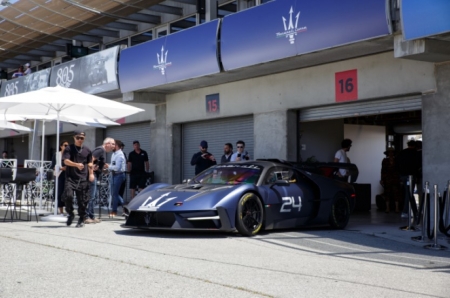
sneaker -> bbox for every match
[401,212,409,218]
[84,218,96,224]
[93,218,102,223]
[66,213,75,226]
[109,212,116,218]
[76,219,85,228]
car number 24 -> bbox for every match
[280,196,302,212]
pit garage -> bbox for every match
[182,115,254,180]
[298,95,422,207]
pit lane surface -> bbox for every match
[0,218,448,298]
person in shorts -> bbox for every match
[127,140,149,199]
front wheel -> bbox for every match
[236,193,264,236]
[329,193,350,229]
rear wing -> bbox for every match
[292,162,359,183]
[256,159,359,183]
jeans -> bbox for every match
[86,176,97,219]
[111,173,125,212]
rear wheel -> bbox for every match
[329,193,350,229]
[236,193,264,236]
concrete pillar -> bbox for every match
[422,62,450,189]
[254,110,291,160]
[150,104,170,183]
[205,0,217,22]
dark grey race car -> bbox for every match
[122,160,357,236]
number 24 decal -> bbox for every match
[280,196,302,212]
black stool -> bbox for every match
[1,168,39,223]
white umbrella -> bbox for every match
[0,120,33,132]
[0,85,144,218]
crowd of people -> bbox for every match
[53,130,149,228]
[190,140,250,175]
[11,63,32,78]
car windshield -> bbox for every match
[192,164,263,185]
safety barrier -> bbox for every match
[410,180,449,250]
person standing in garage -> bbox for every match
[191,140,216,175]
[396,140,420,218]
[334,139,352,182]
[127,140,149,199]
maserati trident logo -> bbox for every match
[153,46,172,75]
[276,6,307,44]
[144,212,152,226]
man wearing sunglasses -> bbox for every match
[86,137,115,224]
[62,130,92,228]
[191,140,216,175]
[230,140,250,162]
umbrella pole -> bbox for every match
[54,114,60,216]
[31,120,37,160]
[39,120,45,211]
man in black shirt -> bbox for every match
[191,140,216,175]
[396,140,420,218]
[220,143,233,164]
[62,130,92,228]
[86,137,115,223]
[127,140,149,199]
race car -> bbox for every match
[122,160,357,236]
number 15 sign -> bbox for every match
[335,69,358,102]
[206,93,220,114]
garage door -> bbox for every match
[106,122,151,158]
[300,95,422,122]
[182,115,254,180]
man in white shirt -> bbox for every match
[23,63,32,75]
[230,140,251,162]
[334,139,352,182]
[109,140,126,217]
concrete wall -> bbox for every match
[166,52,435,124]
[150,104,170,183]
[345,124,386,203]
[254,110,288,160]
[422,62,450,191]
[299,119,344,163]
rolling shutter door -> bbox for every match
[300,96,422,122]
[105,122,151,157]
[182,115,254,180]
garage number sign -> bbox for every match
[206,93,220,114]
[335,69,358,102]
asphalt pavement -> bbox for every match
[0,206,449,298]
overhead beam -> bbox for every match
[88,28,120,38]
[72,34,102,43]
[0,62,20,69]
[145,4,183,16]
[172,0,196,5]
[127,13,161,24]
[104,21,138,31]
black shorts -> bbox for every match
[129,173,147,189]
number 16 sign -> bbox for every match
[335,69,358,102]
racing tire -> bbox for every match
[329,193,350,229]
[236,193,264,236]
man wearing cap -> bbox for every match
[62,130,92,228]
[23,63,32,75]
[127,140,149,199]
[191,140,216,175]
[86,137,115,223]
